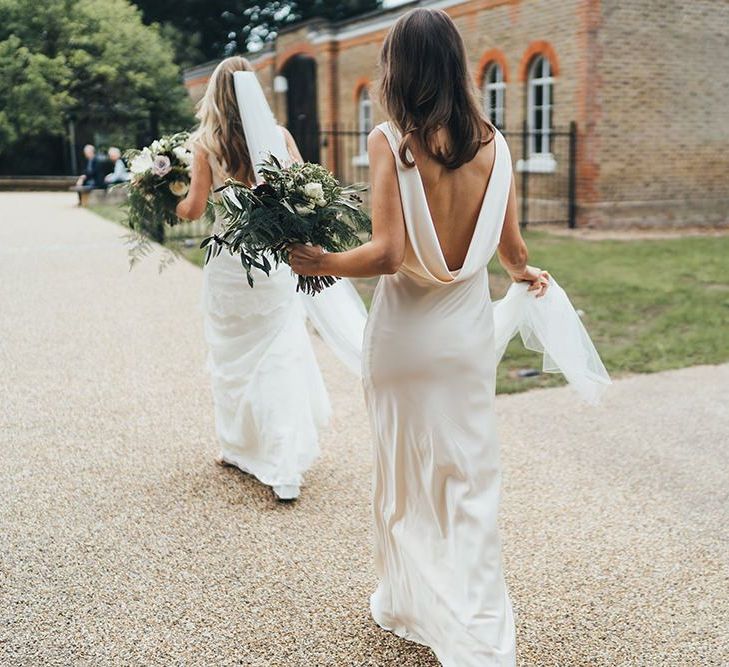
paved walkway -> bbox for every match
[1,192,727,666]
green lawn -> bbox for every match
[89,203,127,225]
[89,203,729,394]
[491,232,729,393]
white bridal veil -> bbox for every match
[232,71,368,375]
[231,71,609,402]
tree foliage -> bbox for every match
[0,0,193,154]
[132,0,382,66]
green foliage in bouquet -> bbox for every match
[201,156,371,295]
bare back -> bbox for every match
[409,131,497,272]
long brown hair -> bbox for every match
[379,8,494,169]
[191,56,255,184]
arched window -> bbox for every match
[357,87,373,157]
[482,62,505,129]
[527,55,554,156]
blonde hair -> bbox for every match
[191,56,255,184]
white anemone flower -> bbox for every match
[173,146,193,165]
[129,148,154,175]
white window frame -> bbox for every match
[517,55,556,173]
[482,62,505,129]
[353,86,373,167]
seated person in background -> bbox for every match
[76,144,106,189]
[105,147,130,184]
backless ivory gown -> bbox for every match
[202,152,330,496]
[364,122,516,666]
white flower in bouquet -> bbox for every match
[294,202,316,216]
[152,155,172,177]
[173,146,193,166]
[150,139,162,153]
[303,182,327,207]
[169,181,190,197]
[130,148,154,175]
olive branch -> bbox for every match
[201,155,371,295]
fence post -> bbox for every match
[568,121,578,229]
[520,119,529,228]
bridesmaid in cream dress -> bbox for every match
[290,9,549,666]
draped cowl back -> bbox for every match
[376,122,512,285]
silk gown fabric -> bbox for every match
[202,152,331,489]
[363,123,516,666]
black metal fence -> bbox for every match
[503,122,577,229]
[314,125,373,208]
[297,121,577,228]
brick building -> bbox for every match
[184,0,729,227]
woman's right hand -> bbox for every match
[510,265,550,298]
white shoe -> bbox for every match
[272,484,300,501]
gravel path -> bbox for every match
[1,192,727,666]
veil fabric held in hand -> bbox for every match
[493,276,611,405]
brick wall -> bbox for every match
[332,1,583,130]
[183,0,729,227]
[588,0,729,226]
[336,39,383,129]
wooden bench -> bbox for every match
[0,176,76,192]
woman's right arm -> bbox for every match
[497,174,549,297]
[176,147,212,221]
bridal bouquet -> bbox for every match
[124,131,200,241]
[202,156,371,295]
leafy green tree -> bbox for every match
[132,0,381,66]
[0,36,72,148]
[0,0,193,158]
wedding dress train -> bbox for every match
[203,154,331,499]
[201,72,367,499]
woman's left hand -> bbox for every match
[288,244,326,276]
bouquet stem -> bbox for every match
[296,274,340,296]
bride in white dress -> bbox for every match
[176,57,332,501]
[290,9,551,665]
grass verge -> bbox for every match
[89,204,729,394]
